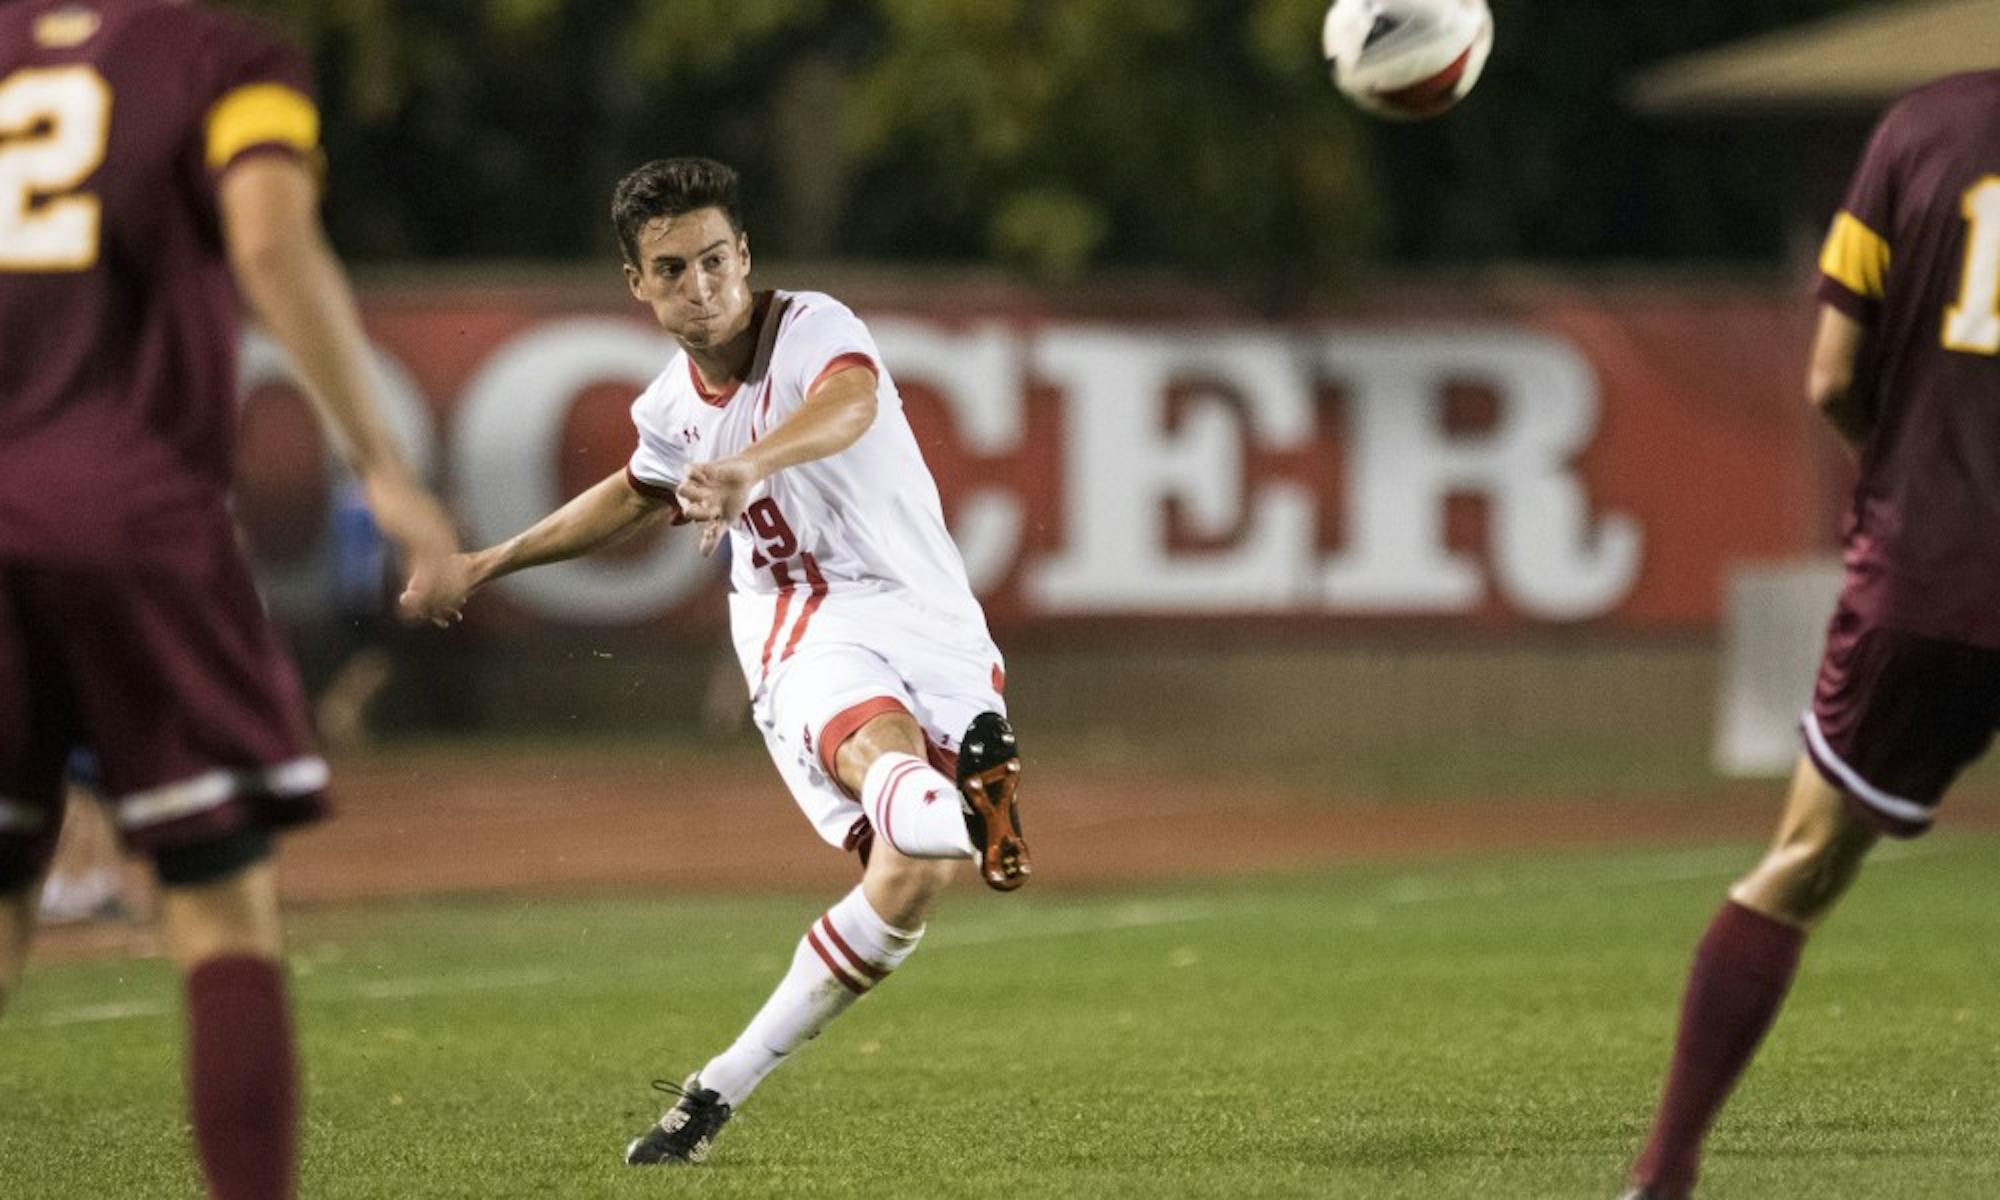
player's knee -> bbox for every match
[834,711,927,787]
[1734,838,1871,925]
[865,851,958,927]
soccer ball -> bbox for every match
[1322,0,1493,121]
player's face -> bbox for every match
[623,207,753,349]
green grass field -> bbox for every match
[6,834,1998,1198]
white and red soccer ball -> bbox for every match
[1323,0,1493,121]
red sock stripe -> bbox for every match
[779,553,829,664]
[758,563,796,681]
[805,924,868,994]
[871,759,924,854]
[816,916,888,982]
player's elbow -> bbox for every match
[1806,361,1853,416]
[224,229,293,295]
[841,389,878,440]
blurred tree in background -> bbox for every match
[226,0,1874,281]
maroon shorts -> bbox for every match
[1802,597,2000,837]
[0,513,328,885]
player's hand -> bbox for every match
[677,457,760,541]
[398,550,482,627]
[360,471,463,626]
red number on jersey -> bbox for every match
[743,498,799,568]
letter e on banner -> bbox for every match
[1319,331,1640,620]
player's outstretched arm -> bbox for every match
[218,155,460,594]
[401,470,668,625]
[1807,303,1871,453]
[677,364,877,552]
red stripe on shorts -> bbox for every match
[805,924,868,993]
[779,553,829,664]
[817,916,888,981]
[819,695,910,780]
[758,562,796,682]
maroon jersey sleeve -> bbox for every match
[1816,106,1904,320]
[185,8,320,202]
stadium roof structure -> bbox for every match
[1631,0,2000,115]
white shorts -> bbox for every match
[753,635,1006,850]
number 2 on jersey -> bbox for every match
[1943,176,2000,355]
[0,65,111,272]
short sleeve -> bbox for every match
[778,300,880,415]
[198,17,320,181]
[625,378,690,514]
[1816,105,1905,318]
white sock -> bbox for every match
[698,886,923,1107]
[860,752,974,859]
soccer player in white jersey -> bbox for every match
[401,157,1032,1166]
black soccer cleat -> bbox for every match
[956,711,1031,891]
[624,1076,732,1166]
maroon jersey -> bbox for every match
[1816,71,2000,649]
[0,0,319,567]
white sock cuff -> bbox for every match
[825,885,923,971]
[859,752,961,857]
[861,752,927,805]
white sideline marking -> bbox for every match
[344,966,567,1001]
[930,900,1224,949]
[23,966,571,1029]
[33,999,171,1028]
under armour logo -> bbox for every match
[679,425,701,444]
[923,789,941,805]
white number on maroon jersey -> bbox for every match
[1943,176,2000,355]
[0,66,111,272]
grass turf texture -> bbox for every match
[5,836,1999,1198]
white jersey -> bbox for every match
[625,290,996,700]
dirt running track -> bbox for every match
[44,742,2000,914]
[272,748,1954,902]
[31,743,2000,963]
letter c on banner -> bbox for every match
[454,319,706,625]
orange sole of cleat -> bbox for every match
[963,760,1031,891]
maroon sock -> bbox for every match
[186,955,298,1200]
[1632,900,1805,1197]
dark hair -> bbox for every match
[611,157,743,264]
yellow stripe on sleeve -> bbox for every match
[203,83,319,171]
[1819,211,1892,300]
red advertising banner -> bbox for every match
[237,279,1837,639]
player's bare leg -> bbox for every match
[1729,759,1879,926]
[0,885,37,1016]
[1625,758,1879,1199]
[0,807,59,1017]
[40,790,128,925]
[161,852,301,1200]
[629,709,1014,1166]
